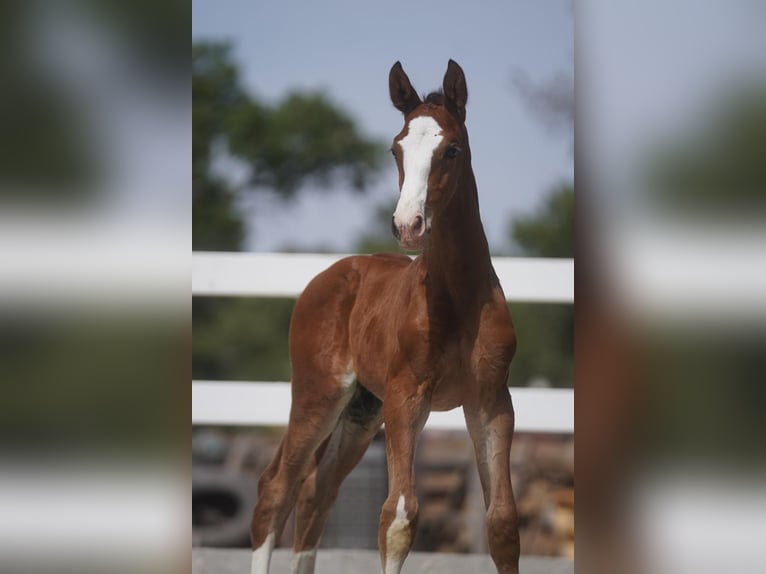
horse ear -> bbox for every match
[389,61,421,115]
[443,59,468,121]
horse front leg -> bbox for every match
[378,376,430,574]
[464,383,520,574]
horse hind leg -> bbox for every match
[291,383,383,574]
[250,375,356,574]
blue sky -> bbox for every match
[193,0,574,252]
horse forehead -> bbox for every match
[399,115,444,149]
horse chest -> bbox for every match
[387,323,475,409]
[428,340,474,410]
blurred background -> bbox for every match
[1,1,762,573]
[191,0,575,563]
[578,2,766,574]
[1,1,188,573]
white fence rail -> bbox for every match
[192,252,574,303]
[192,380,573,433]
[192,252,574,434]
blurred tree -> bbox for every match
[193,298,295,382]
[192,177,245,252]
[192,41,384,250]
[227,92,383,197]
[512,183,574,258]
[80,0,188,80]
[507,183,574,388]
[192,43,247,251]
[0,3,95,199]
[192,42,245,186]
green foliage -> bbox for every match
[511,183,573,258]
[80,0,188,77]
[192,177,245,252]
[192,43,246,185]
[227,92,384,197]
[0,315,182,454]
[193,298,295,382]
[647,331,766,464]
[507,303,573,388]
[192,43,249,253]
[0,4,95,199]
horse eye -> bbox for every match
[444,146,459,159]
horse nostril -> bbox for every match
[391,216,401,240]
[412,214,425,237]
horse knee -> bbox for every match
[257,462,281,498]
[296,486,337,527]
[296,491,315,518]
[256,475,277,508]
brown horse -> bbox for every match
[250,60,519,574]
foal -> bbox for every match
[250,60,520,574]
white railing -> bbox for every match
[192,252,574,303]
[192,380,573,433]
[192,252,574,434]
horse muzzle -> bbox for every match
[392,213,426,251]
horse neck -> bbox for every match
[423,159,494,320]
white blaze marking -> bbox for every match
[385,495,411,574]
[394,116,443,227]
[251,532,275,574]
[291,547,317,574]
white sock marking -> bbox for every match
[384,495,411,574]
[250,532,275,574]
[291,547,317,574]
